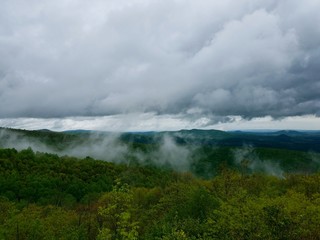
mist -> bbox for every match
[1,128,317,176]
[0,129,194,172]
[60,132,128,163]
[233,145,284,178]
[151,135,193,171]
[309,151,320,164]
[0,128,55,154]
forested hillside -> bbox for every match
[1,127,320,177]
[1,128,320,239]
[0,147,320,239]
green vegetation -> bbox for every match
[0,128,319,239]
[2,127,319,178]
[1,147,320,239]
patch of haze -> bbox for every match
[66,133,196,172]
[0,129,128,162]
[172,130,223,145]
[0,129,196,172]
[61,132,128,163]
[309,151,320,164]
[151,134,194,171]
[129,149,149,165]
[233,145,284,178]
[173,131,208,144]
[0,128,56,153]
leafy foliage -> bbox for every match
[1,147,320,239]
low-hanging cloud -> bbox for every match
[0,0,320,122]
[0,128,194,171]
[233,145,284,178]
[0,128,128,162]
[151,134,193,171]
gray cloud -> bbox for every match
[0,0,320,121]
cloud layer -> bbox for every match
[1,0,320,122]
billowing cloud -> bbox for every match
[0,0,320,124]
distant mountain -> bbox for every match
[1,127,319,152]
[38,129,53,132]
[1,127,320,177]
[175,129,230,138]
[63,129,95,134]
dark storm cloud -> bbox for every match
[0,0,319,120]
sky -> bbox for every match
[0,0,319,131]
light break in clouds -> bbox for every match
[0,0,320,130]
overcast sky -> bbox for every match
[0,0,319,131]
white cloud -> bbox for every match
[0,0,320,129]
[0,115,319,132]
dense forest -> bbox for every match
[1,128,320,239]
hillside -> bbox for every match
[0,127,319,176]
[0,147,320,239]
[1,127,320,239]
